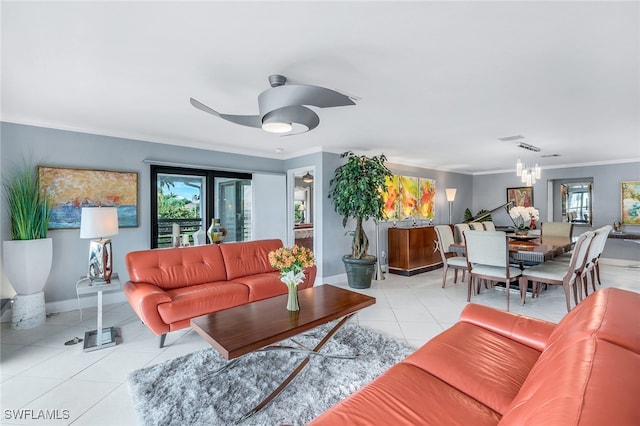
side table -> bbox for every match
[76,273,121,352]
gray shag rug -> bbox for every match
[127,321,415,425]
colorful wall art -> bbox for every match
[621,181,640,225]
[381,174,436,220]
[39,166,138,229]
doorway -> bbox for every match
[287,167,318,280]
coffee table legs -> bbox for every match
[228,313,356,424]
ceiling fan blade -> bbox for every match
[190,97,261,128]
[258,85,356,115]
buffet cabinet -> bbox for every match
[388,226,443,276]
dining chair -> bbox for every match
[434,225,467,288]
[482,221,496,231]
[581,225,612,296]
[540,222,574,239]
[519,231,595,312]
[463,230,523,311]
[469,222,484,230]
[454,223,471,243]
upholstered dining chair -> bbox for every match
[581,225,612,296]
[482,221,496,231]
[463,230,523,311]
[519,231,595,312]
[434,225,467,288]
[541,222,574,239]
[469,222,485,230]
[454,223,471,243]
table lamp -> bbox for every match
[80,207,119,283]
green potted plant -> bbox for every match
[2,163,53,329]
[329,151,392,288]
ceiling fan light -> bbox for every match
[262,121,292,133]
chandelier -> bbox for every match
[516,159,541,186]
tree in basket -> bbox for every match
[328,151,393,288]
[2,164,53,329]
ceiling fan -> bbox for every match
[190,74,356,135]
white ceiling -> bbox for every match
[2,1,639,174]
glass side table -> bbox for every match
[76,273,121,352]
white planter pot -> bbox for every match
[3,238,53,295]
[3,238,53,329]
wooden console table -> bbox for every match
[388,226,442,276]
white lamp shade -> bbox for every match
[445,188,457,202]
[80,207,119,239]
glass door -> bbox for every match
[216,178,252,242]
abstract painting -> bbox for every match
[507,186,534,208]
[38,166,138,229]
[621,181,640,225]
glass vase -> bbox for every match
[285,283,300,311]
[207,218,227,244]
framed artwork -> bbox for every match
[38,166,138,229]
[621,181,640,225]
[507,186,534,207]
[380,174,436,220]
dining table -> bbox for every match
[449,234,575,265]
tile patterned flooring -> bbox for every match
[1,264,638,425]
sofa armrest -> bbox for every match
[459,304,556,352]
[123,281,172,335]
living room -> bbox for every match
[1,1,639,425]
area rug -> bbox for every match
[127,322,415,425]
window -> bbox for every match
[150,165,252,248]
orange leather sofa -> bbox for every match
[311,287,639,425]
[124,239,316,347]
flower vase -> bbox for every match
[207,218,227,244]
[286,283,299,311]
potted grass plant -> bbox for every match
[329,151,392,288]
[2,164,53,329]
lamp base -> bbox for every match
[88,239,113,283]
[83,327,117,352]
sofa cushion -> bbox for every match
[500,337,640,425]
[126,245,227,289]
[309,362,502,426]
[219,239,281,280]
[157,282,249,324]
[403,321,540,415]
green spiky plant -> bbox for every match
[329,151,393,259]
[3,165,51,240]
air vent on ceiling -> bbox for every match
[498,135,525,142]
[541,154,561,158]
[517,142,541,152]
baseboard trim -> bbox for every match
[599,257,640,268]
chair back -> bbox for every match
[586,226,612,265]
[464,230,508,268]
[564,231,595,281]
[434,225,455,261]
[482,221,496,231]
[454,223,470,243]
[541,222,574,238]
[469,222,484,231]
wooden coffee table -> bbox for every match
[191,284,375,422]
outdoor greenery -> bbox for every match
[2,164,51,240]
[329,151,393,259]
[157,181,198,219]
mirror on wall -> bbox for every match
[561,182,593,225]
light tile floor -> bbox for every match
[1,264,638,425]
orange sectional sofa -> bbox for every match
[124,239,316,347]
[311,287,639,425]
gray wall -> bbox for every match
[2,122,637,305]
[473,162,640,261]
[0,122,284,303]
